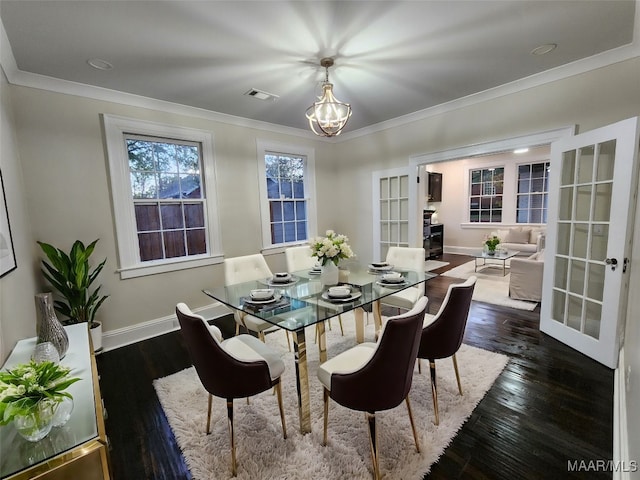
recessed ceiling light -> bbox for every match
[87,58,113,70]
[531,43,557,56]
[514,148,530,154]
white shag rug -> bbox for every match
[154,312,509,480]
[442,260,538,311]
[424,260,450,272]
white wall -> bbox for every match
[427,145,550,251]
[331,57,640,263]
[0,69,39,363]
[8,85,336,340]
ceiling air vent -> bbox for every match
[244,88,279,101]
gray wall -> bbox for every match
[0,69,39,360]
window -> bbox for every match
[103,115,221,278]
[469,167,504,222]
[257,140,316,249]
[516,162,550,223]
[126,135,206,261]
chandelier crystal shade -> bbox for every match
[305,58,352,137]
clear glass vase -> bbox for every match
[14,400,56,442]
[51,396,74,427]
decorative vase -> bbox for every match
[14,400,56,442]
[35,293,69,360]
[487,248,496,256]
[321,261,339,286]
[51,397,74,427]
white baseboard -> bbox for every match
[614,347,631,480]
[100,302,233,353]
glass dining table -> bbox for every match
[203,263,436,434]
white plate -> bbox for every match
[266,275,299,286]
[244,293,282,305]
[368,264,394,271]
[321,291,362,303]
[376,280,409,288]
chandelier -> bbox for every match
[305,58,352,137]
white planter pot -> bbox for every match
[90,322,103,353]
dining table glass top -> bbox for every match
[203,263,436,332]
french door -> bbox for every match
[541,117,639,368]
[372,167,419,262]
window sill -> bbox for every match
[261,243,309,256]
[460,223,546,229]
[117,254,224,279]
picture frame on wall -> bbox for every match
[0,170,17,278]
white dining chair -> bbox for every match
[380,247,426,314]
[224,253,291,350]
[284,245,344,337]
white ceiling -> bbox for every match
[0,1,637,135]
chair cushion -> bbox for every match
[317,343,377,390]
[380,286,422,310]
[206,323,223,343]
[422,312,437,329]
[222,335,285,380]
[235,311,280,333]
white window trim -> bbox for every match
[256,139,317,252]
[102,114,223,279]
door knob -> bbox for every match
[605,258,618,271]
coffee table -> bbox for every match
[472,250,520,276]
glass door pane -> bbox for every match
[551,141,615,337]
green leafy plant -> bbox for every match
[37,239,109,326]
[0,360,80,425]
[484,235,501,251]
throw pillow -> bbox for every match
[506,227,531,244]
[529,228,545,244]
[495,229,510,242]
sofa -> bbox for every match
[492,226,545,256]
[509,250,544,302]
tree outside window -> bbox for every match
[126,135,208,262]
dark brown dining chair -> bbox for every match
[317,296,428,480]
[175,303,287,477]
[417,276,476,425]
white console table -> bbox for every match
[0,324,111,480]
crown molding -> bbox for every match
[2,7,639,143]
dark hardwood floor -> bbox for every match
[96,254,613,479]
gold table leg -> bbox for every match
[354,308,365,343]
[372,300,382,339]
[293,329,312,434]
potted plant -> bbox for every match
[484,235,501,255]
[37,239,109,352]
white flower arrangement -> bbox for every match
[0,360,80,425]
[310,230,354,266]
